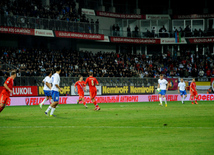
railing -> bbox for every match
[1,15,214,38]
[0,14,100,34]
[0,76,158,87]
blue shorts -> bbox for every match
[180,90,187,96]
[51,91,59,102]
[158,90,166,96]
[44,90,51,97]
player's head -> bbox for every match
[180,78,184,82]
[159,74,163,80]
[46,71,52,77]
[55,67,61,74]
[192,78,195,82]
[89,72,93,77]
[78,75,83,81]
[11,71,16,79]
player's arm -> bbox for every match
[190,84,194,92]
[95,79,99,86]
[55,76,62,91]
[46,82,52,90]
[157,83,160,88]
[3,83,13,93]
[178,86,180,93]
[166,82,169,91]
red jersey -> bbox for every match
[1,77,14,96]
[190,82,196,92]
[85,76,99,90]
[74,81,85,93]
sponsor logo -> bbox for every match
[24,97,68,105]
[102,86,129,95]
[38,86,70,96]
[130,86,154,94]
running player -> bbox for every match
[178,78,187,104]
[190,78,198,104]
[45,67,62,116]
[75,75,87,108]
[157,74,169,107]
[0,71,16,113]
[39,71,52,109]
[85,72,100,110]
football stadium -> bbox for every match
[0,0,214,154]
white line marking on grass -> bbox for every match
[0,126,213,129]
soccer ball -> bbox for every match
[157,88,161,92]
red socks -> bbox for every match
[93,101,98,107]
[83,102,86,106]
[0,106,4,113]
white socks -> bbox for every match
[163,97,167,104]
[159,97,162,104]
[41,98,48,105]
[45,106,52,113]
[50,108,55,116]
[181,96,184,103]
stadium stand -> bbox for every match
[1,47,214,78]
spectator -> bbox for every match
[116,24,120,36]
[127,25,131,37]
[95,19,99,34]
[199,69,204,77]
[135,25,139,37]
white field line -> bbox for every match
[0,126,213,129]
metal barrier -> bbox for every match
[0,76,158,87]
[0,15,99,34]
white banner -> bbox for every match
[71,86,102,96]
[161,38,187,44]
[34,29,54,37]
[146,14,170,20]
[81,8,95,16]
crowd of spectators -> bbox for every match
[0,0,99,33]
[1,47,214,79]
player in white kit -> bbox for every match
[45,67,62,117]
[178,78,187,104]
[157,74,169,107]
[39,71,52,109]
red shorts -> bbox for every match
[190,91,198,96]
[90,90,97,99]
[78,91,84,99]
[0,93,10,105]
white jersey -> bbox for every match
[158,79,168,90]
[43,76,52,91]
[178,82,186,91]
[51,73,60,92]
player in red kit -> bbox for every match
[75,75,87,108]
[85,72,100,110]
[190,78,198,104]
[0,71,16,113]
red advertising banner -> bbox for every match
[54,31,104,40]
[110,37,160,44]
[96,11,144,19]
[0,26,34,35]
[167,78,178,90]
[0,86,38,97]
[187,38,214,44]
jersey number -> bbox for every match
[91,80,94,86]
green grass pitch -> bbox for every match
[0,101,214,155]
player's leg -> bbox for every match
[45,91,55,115]
[162,94,167,107]
[194,93,198,104]
[0,94,7,113]
[50,91,59,116]
[181,95,184,104]
[81,97,87,108]
[158,93,162,106]
[91,91,100,110]
[190,93,194,104]
[0,103,5,113]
